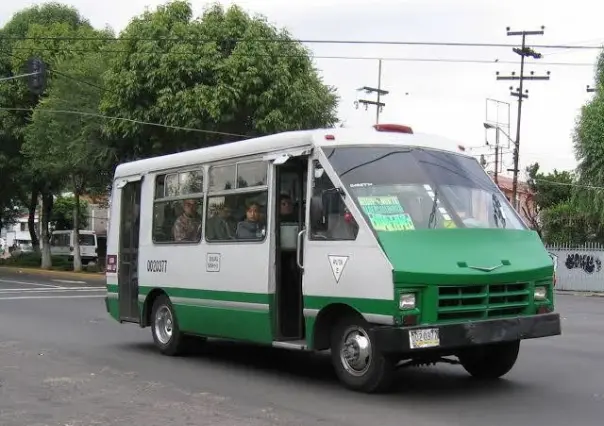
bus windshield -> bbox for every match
[321,146,526,231]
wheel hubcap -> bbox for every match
[154,305,173,344]
[340,326,372,376]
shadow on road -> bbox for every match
[117,337,530,398]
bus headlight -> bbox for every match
[399,293,416,310]
[534,286,547,301]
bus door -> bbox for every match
[267,149,310,341]
[117,178,142,322]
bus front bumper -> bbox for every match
[370,312,561,353]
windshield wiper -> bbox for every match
[492,194,506,228]
[428,189,439,229]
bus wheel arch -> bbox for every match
[312,303,364,351]
[141,288,166,327]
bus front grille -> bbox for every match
[437,282,530,322]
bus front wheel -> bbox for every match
[458,340,520,379]
[330,316,394,393]
[151,294,188,356]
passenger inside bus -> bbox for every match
[236,201,266,239]
[205,203,237,240]
[279,193,297,222]
[172,198,202,242]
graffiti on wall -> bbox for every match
[565,253,602,274]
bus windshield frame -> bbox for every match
[319,145,527,232]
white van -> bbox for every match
[50,229,98,264]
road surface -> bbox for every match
[0,268,602,426]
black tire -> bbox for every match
[150,294,188,356]
[330,316,395,393]
[459,340,520,379]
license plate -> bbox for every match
[409,328,440,349]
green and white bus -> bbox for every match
[105,123,561,393]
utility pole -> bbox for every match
[496,26,550,210]
[483,122,505,184]
[355,59,389,124]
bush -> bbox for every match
[0,252,73,271]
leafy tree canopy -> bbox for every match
[50,196,89,230]
[573,49,604,221]
[100,0,339,164]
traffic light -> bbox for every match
[26,57,47,95]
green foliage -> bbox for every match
[573,49,604,222]
[0,3,105,251]
[525,163,574,210]
[22,49,113,186]
[50,196,89,230]
[100,0,339,164]
[525,161,603,244]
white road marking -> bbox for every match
[52,279,87,284]
[0,294,106,300]
[0,287,105,293]
[0,279,61,288]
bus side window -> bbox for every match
[310,163,358,241]
[205,160,268,243]
[152,171,204,244]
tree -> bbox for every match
[23,51,111,271]
[0,3,94,250]
[100,0,339,165]
[50,196,89,230]
[573,49,604,222]
[525,162,601,243]
[0,3,99,261]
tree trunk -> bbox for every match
[28,187,40,252]
[72,182,83,272]
[40,191,53,269]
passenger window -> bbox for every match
[310,161,358,241]
[237,161,268,188]
[205,191,268,242]
[152,171,204,244]
[209,165,236,191]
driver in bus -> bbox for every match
[172,198,202,242]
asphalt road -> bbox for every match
[0,268,602,426]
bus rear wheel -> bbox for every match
[330,316,394,393]
[458,340,520,379]
[151,294,188,356]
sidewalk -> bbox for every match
[556,290,604,298]
[0,266,105,282]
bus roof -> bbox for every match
[113,126,471,179]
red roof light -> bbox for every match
[373,123,414,134]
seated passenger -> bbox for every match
[236,201,265,239]
[172,199,202,242]
[206,204,237,240]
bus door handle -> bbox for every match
[296,229,306,270]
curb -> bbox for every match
[0,266,105,282]
[556,290,604,298]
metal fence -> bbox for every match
[546,242,604,292]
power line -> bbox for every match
[1,35,603,49]
[3,46,596,67]
[534,178,604,190]
[0,107,249,138]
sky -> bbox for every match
[1,0,602,180]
